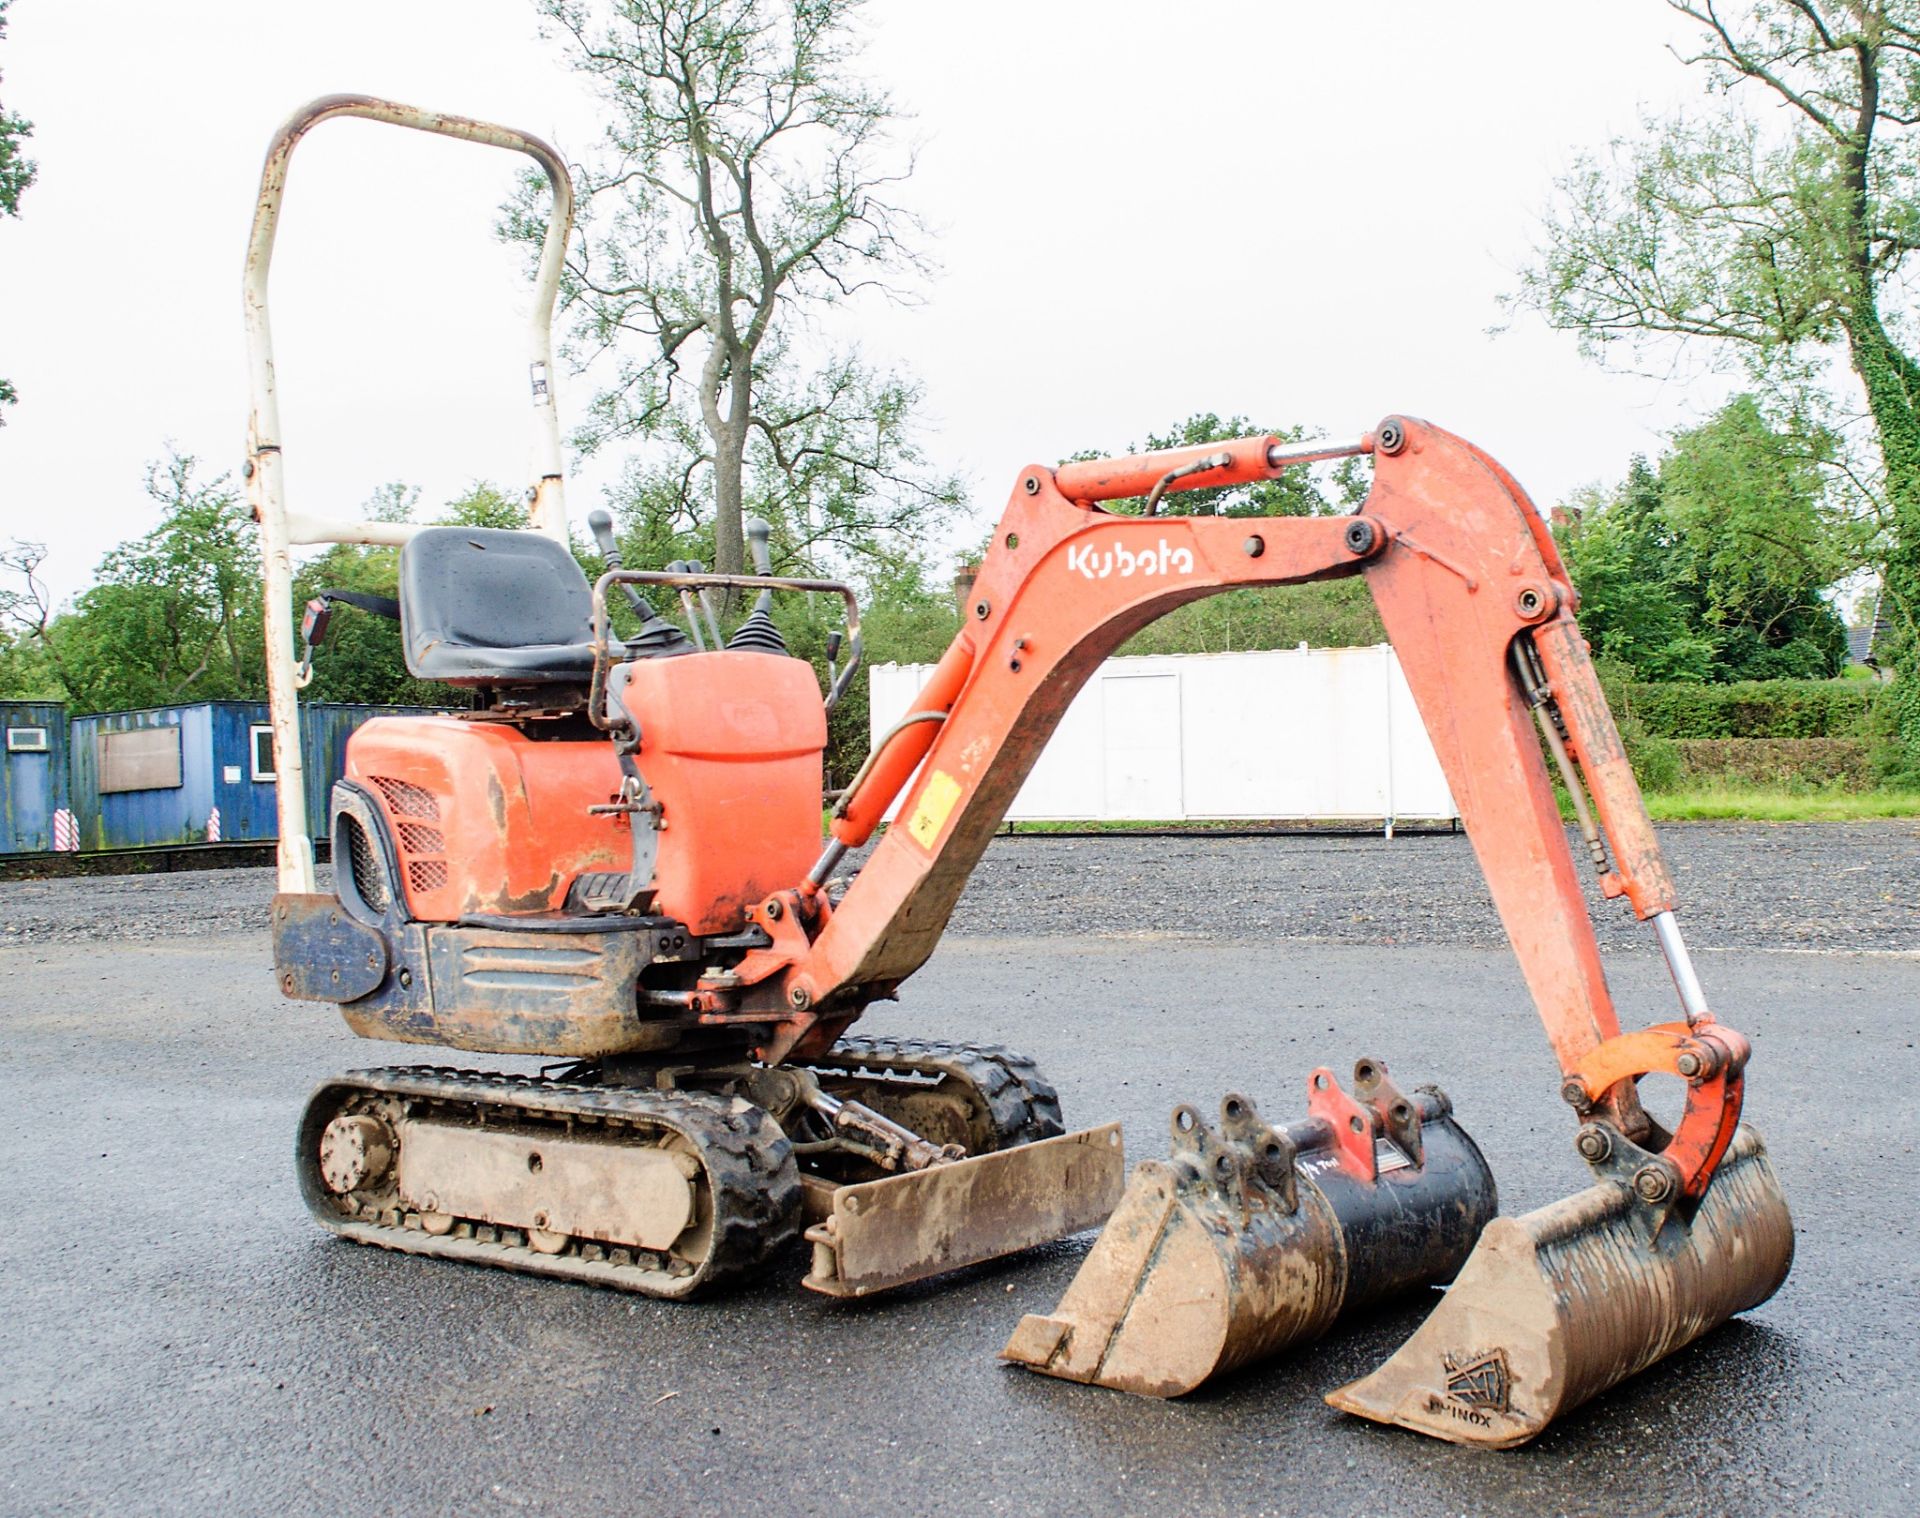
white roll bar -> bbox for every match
[243,93,577,892]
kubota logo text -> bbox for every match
[1066,540,1195,580]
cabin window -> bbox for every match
[5,726,49,753]
[250,724,277,781]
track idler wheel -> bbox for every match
[1325,1120,1793,1447]
[1001,1060,1497,1397]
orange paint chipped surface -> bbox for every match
[347,716,624,920]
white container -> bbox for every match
[868,646,1457,830]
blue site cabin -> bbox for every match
[66,700,440,852]
[0,701,72,855]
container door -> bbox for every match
[7,748,52,852]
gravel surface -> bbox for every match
[946,821,1920,951]
[3,820,1915,952]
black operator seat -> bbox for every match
[398,526,599,686]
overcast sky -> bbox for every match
[1,1,1724,603]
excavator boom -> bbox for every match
[686,416,1790,1442]
[706,416,1737,1167]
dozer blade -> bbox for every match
[1002,1062,1497,1398]
[1326,1121,1793,1447]
[802,1123,1125,1297]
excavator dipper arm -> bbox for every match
[719,416,1744,1204]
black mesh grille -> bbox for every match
[344,815,389,914]
[370,776,440,819]
[396,822,446,855]
[408,859,449,893]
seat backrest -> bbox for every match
[397,526,595,684]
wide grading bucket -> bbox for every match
[1326,1120,1793,1447]
[1002,1061,1497,1397]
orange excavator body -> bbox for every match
[613,650,827,935]
[342,652,825,935]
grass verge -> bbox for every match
[1640,788,1920,821]
[852,795,1920,837]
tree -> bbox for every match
[1659,394,1856,673]
[1554,461,1718,680]
[1510,2,1920,749]
[441,481,530,530]
[0,0,38,421]
[0,541,68,696]
[516,0,957,588]
[10,454,265,713]
[1555,397,1855,680]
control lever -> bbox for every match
[724,518,793,658]
[589,509,657,620]
[664,560,710,650]
[746,516,776,579]
[589,508,696,658]
[825,626,845,690]
[685,559,724,647]
[744,518,778,622]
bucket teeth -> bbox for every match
[1325,1122,1793,1447]
[1002,1064,1497,1398]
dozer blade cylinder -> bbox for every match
[1326,1122,1793,1447]
[1002,1073,1496,1398]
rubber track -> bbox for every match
[298,1066,800,1300]
[809,1037,1066,1150]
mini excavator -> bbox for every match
[247,96,1792,1449]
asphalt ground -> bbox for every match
[1,824,1916,1517]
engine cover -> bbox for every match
[346,716,625,919]
[342,652,825,934]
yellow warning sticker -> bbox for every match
[906,769,963,851]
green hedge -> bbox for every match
[1673,737,1876,792]
[1617,679,1880,739]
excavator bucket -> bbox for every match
[1001,1061,1496,1397]
[1326,1120,1793,1447]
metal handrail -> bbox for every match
[589,569,865,732]
[244,94,576,893]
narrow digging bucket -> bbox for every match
[1001,1061,1497,1397]
[1326,1122,1793,1448]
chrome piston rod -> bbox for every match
[1265,436,1372,468]
[1652,910,1711,1023]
